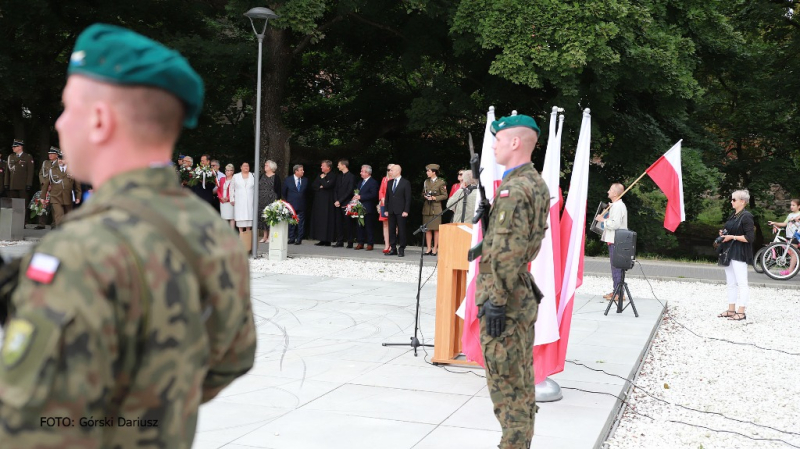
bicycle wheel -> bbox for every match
[762,243,800,280]
[753,247,767,273]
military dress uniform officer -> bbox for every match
[41,152,82,227]
[0,24,256,449]
[421,163,448,255]
[0,153,7,197]
[476,114,550,449]
[4,139,34,201]
[35,147,61,228]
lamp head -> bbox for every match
[244,7,278,21]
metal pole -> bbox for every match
[252,35,263,258]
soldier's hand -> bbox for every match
[477,301,506,337]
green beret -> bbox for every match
[67,24,204,129]
[491,114,540,136]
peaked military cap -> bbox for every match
[48,147,60,155]
[425,164,440,171]
[57,151,64,159]
[12,139,23,147]
[491,114,540,136]
[67,23,205,129]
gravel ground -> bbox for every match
[0,240,30,247]
[588,276,800,449]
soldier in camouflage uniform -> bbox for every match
[476,114,550,449]
[0,24,256,448]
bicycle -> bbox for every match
[760,230,800,280]
[754,228,789,274]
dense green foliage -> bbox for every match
[1,0,798,252]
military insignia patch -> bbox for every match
[498,210,506,223]
[70,50,86,67]
[1,318,36,368]
[499,190,509,198]
[26,253,60,284]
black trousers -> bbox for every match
[388,212,407,249]
[335,208,356,244]
[357,213,377,245]
[289,211,305,242]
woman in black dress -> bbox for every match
[258,160,281,243]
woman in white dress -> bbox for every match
[232,162,255,233]
[218,163,236,229]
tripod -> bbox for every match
[382,188,471,356]
[604,269,639,317]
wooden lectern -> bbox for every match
[432,223,479,366]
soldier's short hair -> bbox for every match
[100,85,185,146]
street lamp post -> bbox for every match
[244,6,279,259]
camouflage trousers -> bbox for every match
[480,300,538,449]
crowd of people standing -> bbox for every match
[178,154,480,254]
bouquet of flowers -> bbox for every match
[345,189,367,226]
[262,200,299,227]
[188,164,217,188]
[178,166,195,186]
[29,190,49,219]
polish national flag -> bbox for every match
[531,107,564,382]
[554,108,592,373]
[460,106,505,366]
[645,141,685,232]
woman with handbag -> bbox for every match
[717,189,755,321]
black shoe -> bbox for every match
[385,249,397,256]
[295,240,302,245]
[323,242,331,246]
[314,241,325,246]
[288,239,295,245]
[34,226,45,230]
[398,248,405,257]
[333,242,344,248]
[346,243,354,249]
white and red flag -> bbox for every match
[460,106,504,366]
[645,141,685,232]
[531,107,564,382]
[554,108,592,372]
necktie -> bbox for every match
[297,178,301,190]
[361,179,366,189]
[393,179,398,193]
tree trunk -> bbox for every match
[259,28,294,179]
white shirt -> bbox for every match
[601,200,628,244]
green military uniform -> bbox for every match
[421,164,448,231]
[476,116,550,449]
[5,143,34,201]
[41,161,81,227]
[0,24,254,448]
[37,149,60,227]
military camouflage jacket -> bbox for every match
[476,163,549,310]
[0,167,256,448]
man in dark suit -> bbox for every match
[282,164,308,244]
[333,158,357,248]
[353,164,379,250]
[384,164,411,257]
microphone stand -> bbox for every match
[382,194,466,356]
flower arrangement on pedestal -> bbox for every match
[262,200,299,226]
[345,189,366,226]
[29,190,49,219]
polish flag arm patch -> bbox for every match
[26,253,61,284]
[499,190,510,198]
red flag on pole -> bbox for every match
[645,141,685,232]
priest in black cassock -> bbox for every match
[311,160,337,246]
[333,158,357,248]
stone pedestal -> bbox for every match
[0,198,26,241]
[269,221,289,261]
